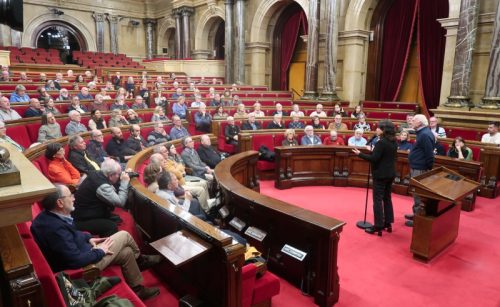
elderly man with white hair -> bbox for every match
[9,85,30,103]
[301,125,322,145]
[310,104,327,117]
[273,103,288,116]
[65,110,88,135]
[0,96,22,121]
[404,114,435,227]
[224,116,240,145]
[348,128,368,146]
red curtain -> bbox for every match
[280,10,307,90]
[378,0,419,101]
[418,0,448,113]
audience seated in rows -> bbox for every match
[65,110,88,135]
[252,102,265,117]
[108,109,129,128]
[348,129,368,146]
[0,96,22,121]
[282,129,299,146]
[241,113,261,130]
[151,106,168,122]
[87,130,109,164]
[38,112,62,143]
[89,109,107,130]
[10,85,30,103]
[213,105,228,120]
[310,104,327,117]
[290,104,304,117]
[267,114,285,129]
[311,116,325,129]
[332,103,348,117]
[301,125,322,145]
[56,88,71,101]
[24,98,45,117]
[126,124,147,152]
[131,95,148,110]
[110,95,128,111]
[323,130,345,146]
[89,94,108,112]
[0,120,24,151]
[30,185,161,301]
[181,136,214,181]
[234,103,248,118]
[45,142,81,186]
[68,134,100,175]
[68,96,88,114]
[173,96,188,119]
[127,109,142,125]
[351,105,364,119]
[197,134,223,169]
[76,87,94,100]
[45,98,60,115]
[288,115,305,129]
[353,114,371,132]
[328,114,348,131]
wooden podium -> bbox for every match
[409,167,480,261]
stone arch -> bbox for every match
[194,6,225,51]
[157,17,176,56]
[22,13,96,51]
[344,0,376,31]
[249,0,308,43]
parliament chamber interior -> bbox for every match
[0,0,499,306]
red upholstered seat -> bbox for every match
[241,263,280,307]
[6,125,31,148]
[26,122,42,143]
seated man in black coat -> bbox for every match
[197,134,222,169]
[266,114,285,129]
[31,184,161,300]
[224,116,240,145]
[68,135,100,175]
[106,127,137,163]
[126,124,148,152]
[241,113,262,130]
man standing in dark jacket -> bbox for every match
[31,184,161,300]
[404,114,435,227]
[353,120,397,236]
[68,135,100,175]
[72,159,130,236]
[197,134,222,168]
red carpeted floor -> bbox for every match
[258,180,500,307]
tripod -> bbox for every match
[356,163,373,229]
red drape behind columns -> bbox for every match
[378,0,419,101]
[279,11,307,90]
[418,0,449,112]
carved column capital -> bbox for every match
[106,14,123,24]
[143,18,157,26]
[179,6,194,17]
[224,0,234,5]
[92,12,106,22]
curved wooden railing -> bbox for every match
[215,151,345,307]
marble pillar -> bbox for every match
[234,0,246,84]
[173,10,183,59]
[247,42,269,86]
[181,7,194,59]
[144,19,157,60]
[445,0,480,108]
[93,13,106,52]
[225,0,235,84]
[480,0,500,109]
[107,15,122,54]
[320,0,340,101]
[302,0,320,100]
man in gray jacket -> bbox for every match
[180,136,214,181]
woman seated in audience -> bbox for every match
[87,81,97,91]
[353,114,371,132]
[127,109,142,125]
[45,142,81,186]
[252,102,265,117]
[108,109,129,128]
[234,103,248,118]
[289,104,305,117]
[282,129,299,146]
[351,105,365,119]
[447,136,473,160]
[56,88,71,101]
[398,131,413,151]
[172,96,188,119]
[45,80,59,91]
[151,106,168,122]
[73,74,85,90]
[144,163,163,193]
[125,76,135,99]
[37,112,62,143]
[213,105,228,120]
[88,109,107,130]
[311,116,325,130]
[44,98,60,115]
[332,103,348,117]
[116,87,127,99]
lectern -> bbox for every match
[409,167,480,261]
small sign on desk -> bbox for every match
[229,217,246,231]
[245,226,267,242]
[281,244,307,261]
[150,230,212,267]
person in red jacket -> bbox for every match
[323,130,345,146]
[45,142,81,185]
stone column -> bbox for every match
[234,0,246,84]
[173,10,183,59]
[92,13,106,52]
[445,0,480,108]
[319,0,340,101]
[225,0,235,84]
[247,42,269,86]
[302,0,321,99]
[181,7,194,59]
[480,0,500,109]
[107,14,122,54]
[144,19,157,60]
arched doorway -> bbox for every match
[160,28,176,58]
[34,21,86,64]
[271,2,307,92]
[365,0,448,111]
[212,19,225,59]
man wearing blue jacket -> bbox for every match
[404,114,435,227]
[31,184,161,300]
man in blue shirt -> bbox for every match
[76,87,94,100]
[348,129,368,146]
[169,115,190,140]
[301,125,322,145]
[31,184,161,300]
